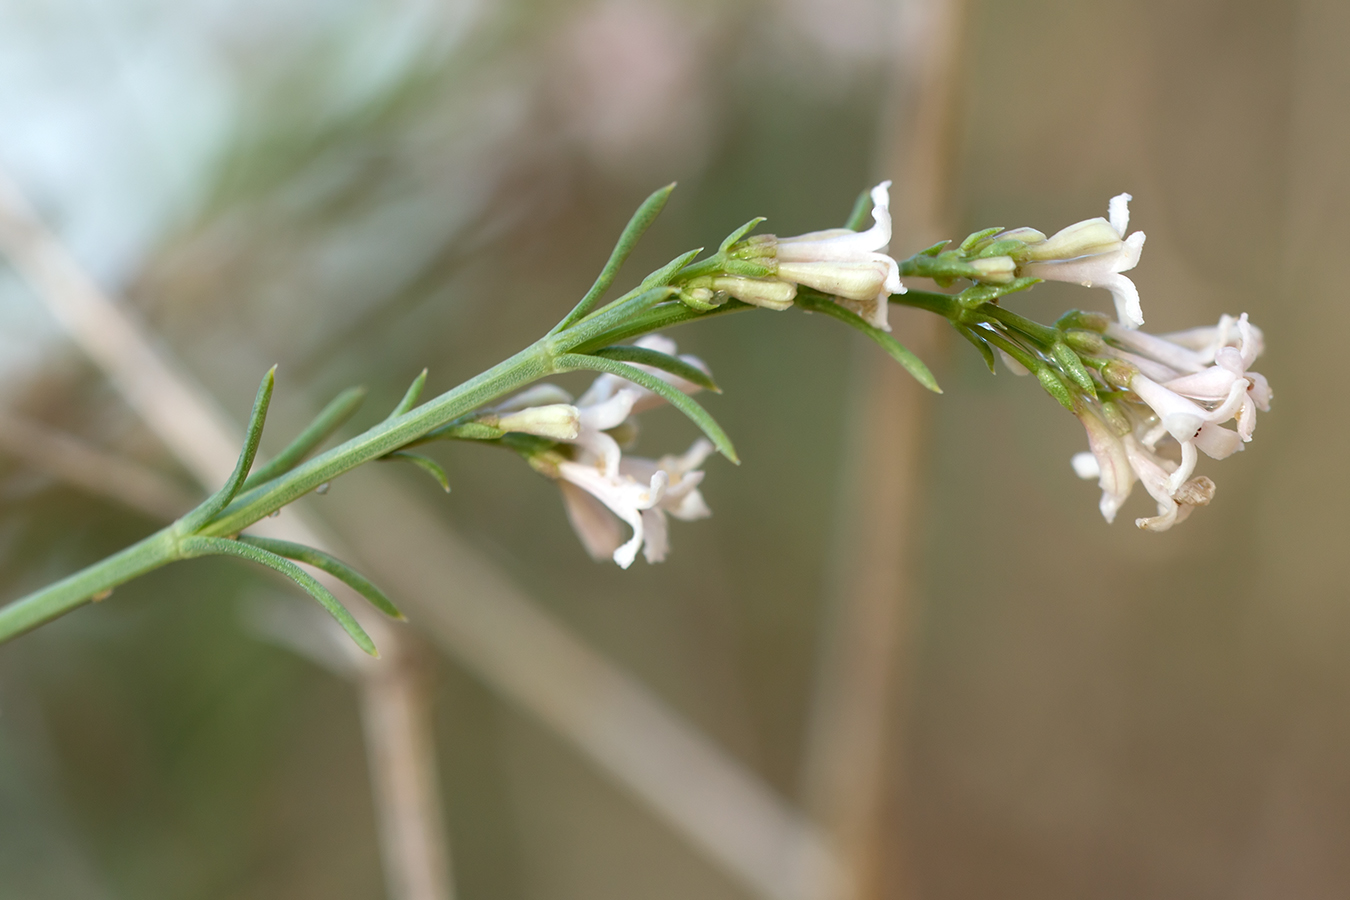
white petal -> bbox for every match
[1108,193,1133,237]
[1236,393,1257,441]
[1105,273,1144,330]
[641,508,669,563]
[1165,439,1198,494]
[1072,451,1100,480]
[776,181,893,261]
[1131,374,1208,442]
[1116,231,1146,273]
[1164,366,1239,402]
[558,481,625,561]
[1194,423,1243,459]
[1206,378,1250,424]
[1107,324,1209,373]
[1247,371,1272,411]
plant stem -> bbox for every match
[0,340,554,646]
[0,527,180,641]
[201,341,553,538]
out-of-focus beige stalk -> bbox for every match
[798,0,966,897]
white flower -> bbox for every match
[1072,405,1136,523]
[555,458,668,568]
[501,334,716,567]
[771,181,905,331]
[1018,193,1148,329]
[1069,312,1271,531]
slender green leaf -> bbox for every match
[180,535,377,656]
[555,353,738,463]
[386,368,428,420]
[385,451,450,492]
[716,258,774,278]
[181,367,276,532]
[718,217,767,253]
[237,535,403,620]
[795,292,942,393]
[242,386,366,490]
[955,324,997,374]
[843,188,872,231]
[554,286,679,352]
[590,346,719,393]
[552,183,676,333]
[959,226,1003,252]
[635,248,703,293]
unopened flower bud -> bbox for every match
[776,260,891,303]
[995,226,1047,249]
[1055,309,1113,332]
[731,234,778,259]
[1037,367,1075,410]
[1099,400,1132,436]
[710,276,796,310]
[968,256,1017,284]
[1063,330,1105,354]
[1102,360,1138,389]
[1022,218,1123,261]
[494,383,574,412]
[496,404,581,441]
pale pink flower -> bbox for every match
[772,181,904,331]
[1019,193,1148,329]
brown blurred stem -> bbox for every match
[0,410,195,520]
[798,0,967,898]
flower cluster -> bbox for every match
[703,181,906,331]
[1071,313,1272,531]
[501,336,715,567]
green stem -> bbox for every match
[0,340,555,646]
[201,341,553,537]
[890,289,961,318]
[0,526,180,642]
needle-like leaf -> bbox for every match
[554,353,738,463]
[180,535,377,656]
[237,535,403,620]
[843,188,873,231]
[955,324,998,374]
[552,183,676,334]
[589,345,719,393]
[241,386,366,491]
[181,367,276,532]
[385,368,428,420]
[795,292,941,393]
[384,451,450,492]
[717,217,767,254]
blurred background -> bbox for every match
[0,0,1346,898]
